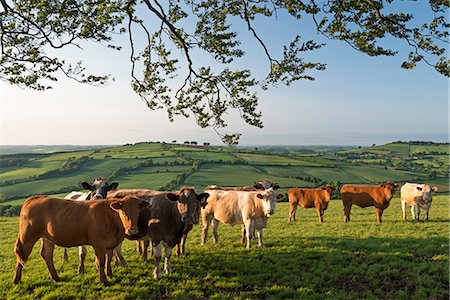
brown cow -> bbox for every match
[341,182,399,223]
[13,195,150,285]
[288,185,336,223]
[108,187,209,279]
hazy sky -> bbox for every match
[1,2,448,146]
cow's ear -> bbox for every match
[432,186,438,192]
[166,193,179,202]
[256,193,264,199]
[82,182,93,191]
[197,193,209,201]
[416,186,422,191]
[273,184,280,190]
[108,182,119,190]
[276,193,285,201]
[140,200,150,209]
[253,183,263,190]
[110,201,123,211]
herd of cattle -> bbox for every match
[13,178,438,285]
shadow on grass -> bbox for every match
[177,235,449,299]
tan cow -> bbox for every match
[341,182,399,223]
[288,185,336,223]
[400,182,438,221]
[202,187,284,249]
[13,195,150,285]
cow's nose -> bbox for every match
[181,214,194,224]
[126,227,138,235]
[92,194,104,200]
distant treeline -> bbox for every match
[392,141,449,145]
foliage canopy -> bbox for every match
[1,0,448,144]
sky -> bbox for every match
[1,2,448,146]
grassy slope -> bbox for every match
[0,196,448,299]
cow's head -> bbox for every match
[253,179,280,190]
[380,181,399,200]
[166,187,209,225]
[322,185,336,202]
[256,188,285,217]
[416,184,438,202]
[110,196,150,236]
[82,178,119,200]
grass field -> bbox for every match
[0,196,448,299]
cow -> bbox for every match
[341,182,399,223]
[13,195,150,285]
[204,179,280,245]
[288,185,336,223]
[108,187,209,279]
[63,178,125,274]
[201,187,285,249]
[400,182,438,221]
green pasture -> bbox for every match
[0,161,61,182]
[183,164,317,191]
[90,150,177,159]
[0,159,139,201]
[37,151,95,162]
[114,171,184,190]
[233,153,322,166]
[179,151,237,163]
[0,196,448,299]
[410,145,449,155]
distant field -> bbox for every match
[0,196,448,299]
[179,151,237,163]
[233,153,321,166]
[0,161,61,182]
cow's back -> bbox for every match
[204,190,255,225]
[288,188,324,208]
[19,196,121,248]
[341,185,388,207]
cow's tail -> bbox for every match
[14,238,27,267]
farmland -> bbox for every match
[0,141,448,298]
[0,196,448,299]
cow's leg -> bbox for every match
[415,204,420,221]
[212,219,220,244]
[288,202,297,222]
[401,199,407,221]
[177,233,187,256]
[105,249,113,278]
[63,248,69,262]
[201,214,211,245]
[410,204,416,220]
[163,243,173,275]
[425,204,431,221]
[152,242,162,280]
[93,246,108,285]
[77,245,87,274]
[344,203,352,222]
[376,208,383,223]
[240,224,246,245]
[136,241,142,254]
[316,205,324,223]
[113,243,127,267]
[243,218,252,249]
[40,239,60,282]
[256,229,264,247]
[13,232,40,284]
[142,240,150,262]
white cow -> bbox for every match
[201,187,284,249]
[400,182,438,221]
